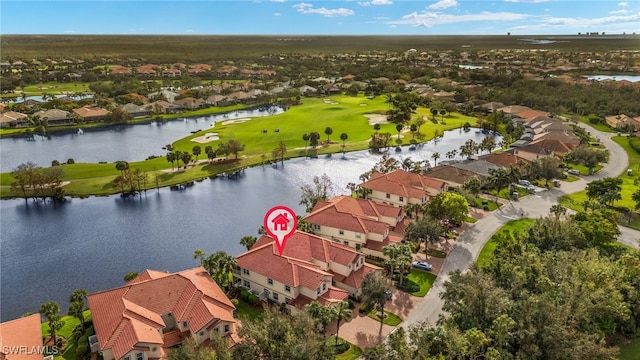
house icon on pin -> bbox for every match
[272,213,289,231]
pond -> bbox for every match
[0,129,500,320]
[584,75,640,82]
[0,105,285,172]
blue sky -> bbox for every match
[1,1,639,35]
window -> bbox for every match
[322,283,326,291]
[317,288,321,295]
[313,224,321,230]
[224,324,230,333]
[214,327,219,333]
[243,280,250,288]
[124,357,130,360]
[285,285,291,292]
[268,278,273,285]
[242,268,250,276]
[343,241,349,246]
[356,244,361,251]
[199,331,204,336]
[399,196,404,202]
[285,298,290,304]
[355,233,361,239]
[386,193,391,199]
[136,354,143,360]
[151,347,157,352]
[339,229,344,235]
[273,293,279,300]
[182,321,187,327]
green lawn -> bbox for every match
[405,269,437,297]
[41,310,92,360]
[327,336,363,360]
[475,197,501,211]
[235,298,263,322]
[566,162,603,176]
[619,337,640,360]
[476,219,535,268]
[1,94,477,198]
[465,216,478,223]
[487,186,530,201]
[1,82,91,98]
[563,136,640,230]
[368,309,402,326]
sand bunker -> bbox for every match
[221,117,251,126]
[191,132,219,143]
[365,113,389,125]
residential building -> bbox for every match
[0,313,53,360]
[0,111,30,128]
[33,109,73,126]
[426,165,486,188]
[87,267,236,360]
[120,103,151,118]
[73,106,109,122]
[234,231,381,313]
[605,114,640,131]
[304,195,405,256]
[509,139,573,161]
[358,170,447,207]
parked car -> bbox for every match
[568,169,581,175]
[518,179,531,187]
[412,261,433,271]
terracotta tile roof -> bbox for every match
[426,165,485,186]
[127,270,170,284]
[359,170,446,200]
[73,106,109,119]
[237,231,368,293]
[0,314,43,360]
[342,263,381,289]
[0,111,28,124]
[88,267,235,360]
[305,197,396,235]
[498,105,531,115]
[515,109,548,119]
[481,153,530,168]
[527,139,575,154]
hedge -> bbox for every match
[629,137,640,154]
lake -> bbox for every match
[0,129,498,320]
[585,75,640,82]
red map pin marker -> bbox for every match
[263,206,298,256]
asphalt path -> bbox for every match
[400,122,640,331]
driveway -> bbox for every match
[399,122,640,332]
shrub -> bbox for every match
[248,294,260,306]
[359,302,372,314]
[588,115,602,124]
[347,299,355,310]
[334,341,350,354]
[230,298,239,307]
[67,158,75,164]
[239,288,250,301]
[483,204,490,211]
[629,137,640,154]
[397,280,420,293]
[51,160,60,166]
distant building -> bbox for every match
[358,170,447,207]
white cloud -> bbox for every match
[610,9,631,14]
[428,0,458,10]
[63,30,76,34]
[292,2,354,16]
[511,12,640,32]
[390,11,530,27]
[619,2,628,6]
[274,12,282,16]
[358,0,392,6]
[389,25,397,28]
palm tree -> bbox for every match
[240,235,257,250]
[324,127,333,142]
[373,123,381,134]
[40,301,64,346]
[192,145,202,161]
[334,301,353,346]
[487,167,511,202]
[401,158,414,171]
[302,133,310,150]
[68,289,88,330]
[395,123,403,139]
[306,301,336,338]
[431,152,440,167]
[404,203,422,219]
[340,133,348,156]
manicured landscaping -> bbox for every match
[465,216,478,223]
[562,136,640,230]
[41,310,92,360]
[405,269,437,297]
[566,162,603,176]
[476,219,535,268]
[619,337,640,360]
[426,248,447,258]
[368,309,402,326]
[327,336,363,360]
[474,197,502,211]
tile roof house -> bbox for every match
[234,231,381,313]
[87,267,236,360]
[0,313,53,360]
[120,103,151,118]
[73,106,109,122]
[33,109,73,126]
[304,196,405,257]
[358,170,447,208]
[144,100,183,114]
[0,111,30,128]
[425,165,487,188]
[447,159,503,177]
[172,97,206,110]
[510,139,574,161]
[605,114,640,131]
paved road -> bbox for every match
[400,122,640,331]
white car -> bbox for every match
[412,261,433,271]
[567,169,581,175]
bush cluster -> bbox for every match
[629,137,640,154]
